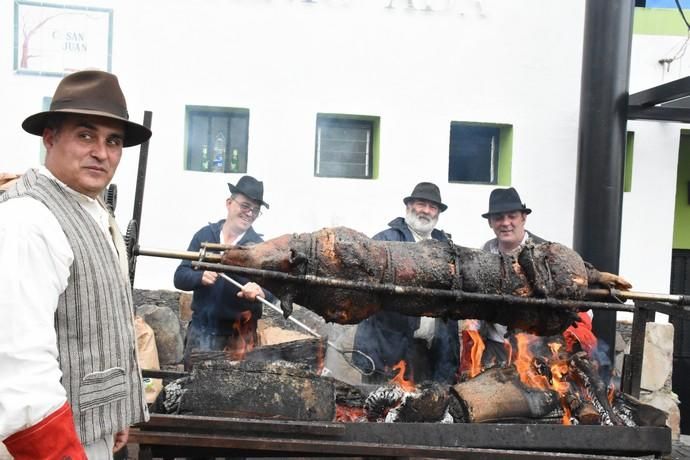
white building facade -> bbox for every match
[1,0,688,309]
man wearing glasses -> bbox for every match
[174,175,271,371]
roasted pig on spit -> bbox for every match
[220,227,629,336]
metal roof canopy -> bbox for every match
[628,75,690,122]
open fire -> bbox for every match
[323,314,666,429]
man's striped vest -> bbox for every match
[0,169,148,444]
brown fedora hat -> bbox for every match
[22,70,151,148]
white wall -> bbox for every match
[616,31,690,320]
[7,1,684,303]
[2,0,588,290]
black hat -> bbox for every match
[482,187,531,218]
[403,182,447,212]
[22,70,151,148]
[228,175,269,209]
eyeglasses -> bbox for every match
[234,199,262,217]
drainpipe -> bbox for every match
[574,0,635,369]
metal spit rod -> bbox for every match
[134,243,660,312]
[135,245,690,309]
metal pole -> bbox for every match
[574,0,635,367]
[132,111,153,230]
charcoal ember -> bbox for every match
[220,227,598,335]
[389,382,450,423]
[364,385,404,422]
[611,390,668,427]
[568,352,621,426]
[447,392,468,423]
[152,376,191,415]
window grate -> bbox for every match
[315,115,374,179]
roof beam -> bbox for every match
[628,76,690,107]
[628,105,690,123]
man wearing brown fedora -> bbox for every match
[0,70,151,458]
[174,175,272,371]
[353,182,459,384]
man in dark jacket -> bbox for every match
[174,175,271,370]
[353,182,460,384]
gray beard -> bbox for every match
[405,209,438,238]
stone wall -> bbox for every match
[616,320,680,439]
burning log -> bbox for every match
[187,337,326,373]
[564,393,600,425]
[363,382,452,423]
[451,366,561,423]
[219,227,614,335]
[164,360,335,421]
[567,351,621,426]
[392,381,451,423]
[611,390,668,428]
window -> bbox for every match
[315,114,378,179]
[448,122,512,184]
[185,106,249,173]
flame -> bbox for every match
[223,310,256,360]
[607,384,616,405]
[514,334,547,389]
[462,312,604,426]
[390,360,416,392]
[336,404,366,422]
[512,333,576,425]
[461,330,486,378]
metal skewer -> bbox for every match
[217,272,374,376]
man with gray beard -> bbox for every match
[353,182,459,384]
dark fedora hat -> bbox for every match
[403,182,447,212]
[228,175,269,209]
[481,187,532,218]
[22,70,152,148]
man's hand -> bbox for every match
[201,270,219,286]
[237,281,265,301]
[113,428,129,453]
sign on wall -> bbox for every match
[13,1,112,76]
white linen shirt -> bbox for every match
[0,168,114,440]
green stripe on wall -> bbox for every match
[497,126,513,186]
[624,132,634,193]
[634,7,690,36]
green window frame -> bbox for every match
[448,121,512,185]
